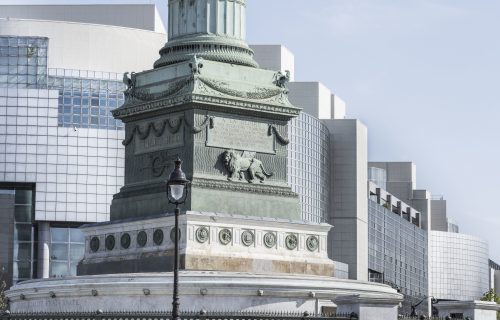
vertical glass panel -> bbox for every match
[69,263,78,277]
[13,261,32,279]
[70,229,84,243]
[50,243,69,261]
[15,189,32,205]
[50,261,68,278]
[14,205,32,222]
[13,242,32,261]
[69,243,84,261]
[51,227,69,242]
[14,224,32,242]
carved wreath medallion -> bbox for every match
[196,226,209,243]
[90,236,100,252]
[105,235,115,251]
[153,229,164,246]
[306,235,319,252]
[137,231,148,247]
[263,232,276,248]
[285,234,298,250]
[219,228,232,245]
[121,233,131,249]
[241,230,255,247]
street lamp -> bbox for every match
[166,158,190,320]
[410,296,437,317]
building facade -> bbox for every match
[0,5,166,287]
[368,179,428,315]
[288,112,330,223]
[430,231,490,302]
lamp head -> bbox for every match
[166,158,190,203]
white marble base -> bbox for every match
[435,300,500,320]
[7,271,402,316]
[334,295,400,320]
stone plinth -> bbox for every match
[77,211,334,276]
[6,271,402,315]
[434,300,500,320]
[112,54,301,222]
[333,294,402,320]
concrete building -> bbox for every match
[0,4,166,287]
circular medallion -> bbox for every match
[170,227,181,242]
[241,230,255,247]
[306,235,319,252]
[285,234,298,250]
[121,233,131,249]
[137,231,148,247]
[195,226,209,243]
[153,229,164,246]
[105,235,115,251]
[219,228,232,245]
[263,232,276,248]
[90,236,100,252]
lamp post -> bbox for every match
[410,296,437,317]
[166,158,190,320]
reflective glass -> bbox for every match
[51,243,69,261]
[14,205,32,222]
[70,229,85,243]
[50,261,68,278]
[69,244,85,261]
[13,243,32,261]
[13,224,32,242]
[51,227,69,242]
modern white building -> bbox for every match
[0,4,166,287]
[430,231,489,301]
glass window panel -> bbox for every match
[13,242,32,261]
[13,261,32,279]
[14,224,32,242]
[15,190,32,205]
[69,263,78,276]
[51,243,69,261]
[50,261,68,278]
[69,243,84,261]
[14,205,32,222]
[70,229,85,243]
[51,227,69,242]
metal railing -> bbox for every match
[398,316,470,320]
[0,311,359,320]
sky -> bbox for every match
[3,0,499,261]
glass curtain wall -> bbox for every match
[288,112,330,223]
[0,36,48,88]
[49,227,85,277]
[12,187,36,284]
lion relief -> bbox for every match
[222,150,273,183]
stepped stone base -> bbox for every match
[6,271,403,318]
[77,211,335,277]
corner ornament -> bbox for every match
[123,71,137,97]
[274,70,291,92]
[189,55,204,75]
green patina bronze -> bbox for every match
[109,0,301,221]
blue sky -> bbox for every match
[4,0,499,261]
